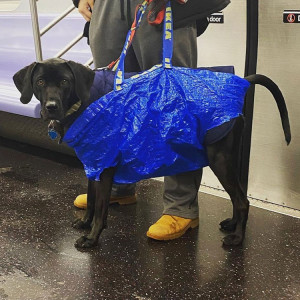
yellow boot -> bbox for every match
[147,215,199,240]
[74,193,136,209]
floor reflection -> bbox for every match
[0,139,300,299]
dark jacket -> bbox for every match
[72,0,230,38]
[172,0,230,35]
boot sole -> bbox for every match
[146,218,199,241]
[110,195,137,205]
[74,195,136,209]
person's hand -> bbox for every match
[78,0,94,22]
[147,0,188,25]
[148,0,168,24]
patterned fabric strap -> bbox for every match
[109,2,148,72]
[113,0,149,90]
[114,1,173,91]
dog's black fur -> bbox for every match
[13,58,291,248]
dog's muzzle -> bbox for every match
[45,100,59,112]
[41,100,64,121]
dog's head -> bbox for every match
[13,58,95,121]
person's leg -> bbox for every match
[162,169,202,219]
[74,0,139,209]
[147,169,202,240]
[133,14,198,70]
[89,0,140,70]
[130,2,202,239]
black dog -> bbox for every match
[13,58,291,248]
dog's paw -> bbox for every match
[75,235,98,248]
[72,218,91,229]
[222,233,244,246]
[220,218,237,232]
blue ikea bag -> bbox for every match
[63,1,250,183]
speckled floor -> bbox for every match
[0,138,300,300]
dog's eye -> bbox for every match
[60,79,69,86]
[37,79,45,86]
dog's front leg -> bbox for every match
[73,179,96,229]
[75,167,116,248]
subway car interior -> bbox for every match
[0,0,299,299]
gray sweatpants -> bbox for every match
[89,0,202,219]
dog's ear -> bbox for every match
[66,61,95,103]
[13,62,37,104]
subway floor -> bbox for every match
[0,138,299,300]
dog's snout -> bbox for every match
[45,101,58,111]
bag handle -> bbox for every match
[162,1,173,69]
[114,0,173,91]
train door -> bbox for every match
[197,0,300,210]
[248,1,300,209]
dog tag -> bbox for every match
[48,129,58,140]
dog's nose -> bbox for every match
[45,101,58,112]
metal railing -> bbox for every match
[29,0,93,66]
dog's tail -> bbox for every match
[245,74,291,145]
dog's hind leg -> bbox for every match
[206,117,249,246]
[75,167,116,248]
[73,180,96,229]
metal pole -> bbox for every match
[54,33,84,58]
[84,57,94,67]
[40,5,76,36]
[29,0,43,61]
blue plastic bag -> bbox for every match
[63,1,250,183]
